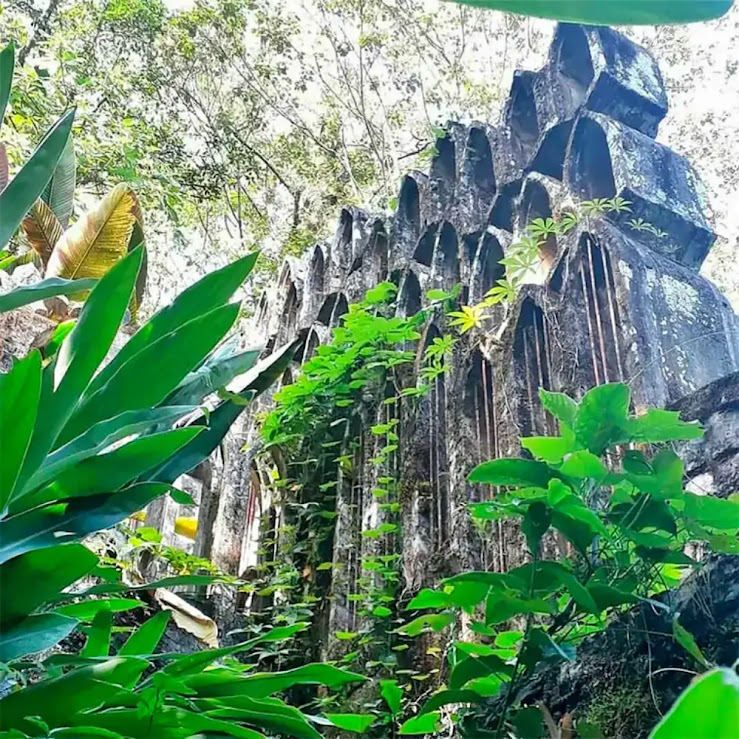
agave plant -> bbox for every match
[0,42,144,319]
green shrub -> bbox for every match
[399,383,739,736]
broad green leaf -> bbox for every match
[672,616,709,669]
[522,501,552,552]
[574,383,630,454]
[399,712,441,735]
[0,613,78,662]
[588,583,639,611]
[81,610,112,658]
[50,728,123,738]
[56,598,143,621]
[649,668,739,739]
[611,495,677,534]
[443,570,523,592]
[61,304,238,444]
[17,248,143,493]
[167,346,260,406]
[203,698,320,739]
[521,435,572,464]
[559,450,610,480]
[624,449,683,500]
[77,706,265,739]
[118,610,170,656]
[0,42,13,127]
[551,509,597,552]
[161,623,308,678]
[186,663,365,699]
[149,340,297,483]
[0,543,97,628]
[364,281,397,305]
[625,408,703,443]
[395,612,455,636]
[406,588,452,610]
[15,428,200,511]
[380,679,403,716]
[683,492,739,530]
[449,0,734,25]
[508,560,599,613]
[485,592,553,625]
[325,714,376,732]
[0,142,7,191]
[0,351,41,511]
[0,657,147,731]
[418,689,482,715]
[0,481,169,564]
[84,252,258,398]
[26,405,196,494]
[42,319,76,359]
[0,277,97,314]
[469,458,553,487]
[41,134,76,228]
[0,109,75,249]
[449,654,512,689]
[539,389,577,427]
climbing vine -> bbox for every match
[256,281,457,731]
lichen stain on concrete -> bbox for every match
[661,273,699,318]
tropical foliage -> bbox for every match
[397,383,739,736]
[0,42,144,319]
[1,4,738,738]
[448,0,734,25]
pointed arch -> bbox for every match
[369,222,389,282]
[278,281,299,344]
[329,293,349,328]
[506,71,539,161]
[308,245,325,295]
[301,328,320,364]
[435,221,460,286]
[463,126,495,197]
[519,179,558,271]
[514,300,555,438]
[471,232,505,303]
[421,323,449,548]
[397,270,422,317]
[576,235,625,386]
[551,24,594,107]
[393,174,422,252]
[316,292,339,326]
[413,224,437,267]
[337,208,353,250]
[567,116,617,201]
[238,462,263,576]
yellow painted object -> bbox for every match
[175,517,198,540]
[129,510,147,522]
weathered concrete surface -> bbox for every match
[2,21,735,676]
[671,372,739,498]
[172,22,739,648]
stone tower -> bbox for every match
[154,24,739,649]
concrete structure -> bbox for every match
[149,24,739,652]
